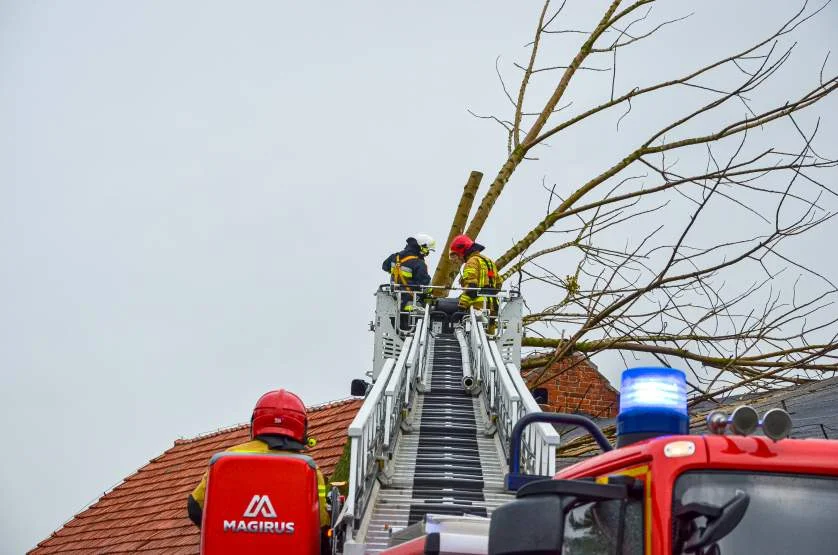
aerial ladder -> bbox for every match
[336,285,560,554]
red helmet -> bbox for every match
[251,389,307,442]
[449,234,474,258]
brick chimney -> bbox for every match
[523,353,619,418]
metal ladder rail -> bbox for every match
[465,308,560,480]
[358,329,512,553]
[342,293,561,553]
[343,313,431,552]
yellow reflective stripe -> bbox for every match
[458,294,487,306]
[473,255,499,288]
[393,254,418,290]
[316,470,330,527]
[486,256,499,287]
[478,256,490,286]
[391,266,409,286]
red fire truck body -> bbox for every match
[553,434,838,554]
[379,434,838,555]
[485,368,838,555]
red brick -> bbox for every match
[524,354,619,418]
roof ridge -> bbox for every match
[174,423,248,445]
[173,397,361,446]
[307,396,360,412]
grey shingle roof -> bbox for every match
[722,376,838,440]
[553,375,838,465]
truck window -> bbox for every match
[673,471,838,554]
[563,498,643,554]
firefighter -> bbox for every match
[448,234,501,333]
[382,233,435,329]
[187,389,330,542]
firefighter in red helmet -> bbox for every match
[187,389,330,532]
[449,234,502,332]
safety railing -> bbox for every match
[371,287,404,381]
[405,312,430,407]
[345,357,394,533]
[344,289,556,545]
[371,285,433,381]
[344,314,430,539]
[464,307,560,482]
[383,338,412,452]
[381,313,430,453]
[414,310,431,386]
[467,309,513,445]
[390,286,430,335]
[506,361,558,477]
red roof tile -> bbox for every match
[30,398,362,554]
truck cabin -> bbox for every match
[490,367,838,555]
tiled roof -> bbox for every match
[30,398,362,554]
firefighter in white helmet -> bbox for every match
[382,233,435,330]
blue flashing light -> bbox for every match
[617,367,689,440]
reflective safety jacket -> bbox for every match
[458,244,501,312]
[188,437,330,528]
[382,240,430,293]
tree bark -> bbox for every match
[430,171,483,294]
[463,146,526,244]
[458,0,626,270]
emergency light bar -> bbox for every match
[617,367,689,447]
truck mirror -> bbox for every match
[351,379,370,397]
[489,482,564,554]
[490,478,634,554]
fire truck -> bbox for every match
[198,366,838,554]
[378,367,838,555]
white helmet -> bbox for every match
[413,233,436,253]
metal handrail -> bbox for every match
[414,311,431,385]
[386,283,520,295]
[346,358,395,530]
[384,338,412,451]
[465,307,561,484]
[473,310,497,406]
[403,317,425,408]
[489,338,521,454]
[345,315,430,539]
[346,289,555,546]
[506,362,561,477]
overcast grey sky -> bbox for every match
[2,1,836,552]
